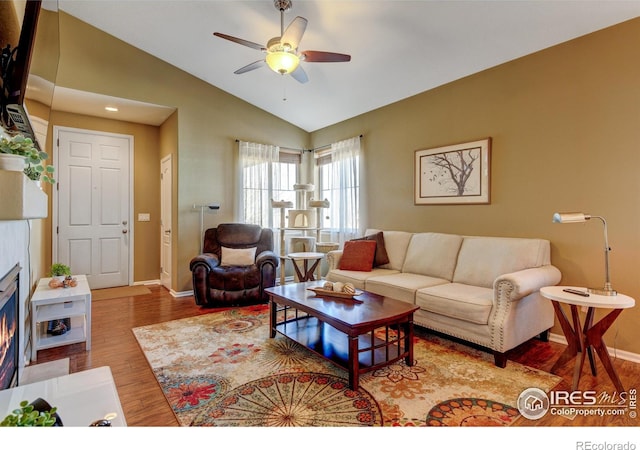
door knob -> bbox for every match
[122,220,128,225]
[122,229,128,234]
[164,229,171,234]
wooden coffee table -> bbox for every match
[265,281,419,390]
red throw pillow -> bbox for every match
[339,240,377,271]
[353,232,390,267]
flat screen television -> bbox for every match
[0,0,42,139]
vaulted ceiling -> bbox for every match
[57,1,640,132]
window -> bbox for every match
[238,141,300,229]
[315,136,361,244]
[270,153,299,228]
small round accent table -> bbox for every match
[286,252,325,282]
[540,286,635,392]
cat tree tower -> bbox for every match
[271,184,334,283]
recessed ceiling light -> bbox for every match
[105,106,118,112]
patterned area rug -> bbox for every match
[132,305,561,427]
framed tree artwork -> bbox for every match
[414,138,491,205]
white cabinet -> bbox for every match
[0,366,126,426]
[30,275,91,361]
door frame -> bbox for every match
[160,154,172,291]
[52,126,135,286]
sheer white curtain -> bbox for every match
[329,136,362,246]
[236,141,279,226]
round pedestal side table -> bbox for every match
[286,252,325,282]
[540,285,635,393]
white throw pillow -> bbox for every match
[220,247,257,266]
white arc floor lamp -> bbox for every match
[552,212,617,296]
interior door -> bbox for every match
[160,155,172,290]
[56,127,132,289]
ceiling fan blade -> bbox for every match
[281,16,308,49]
[234,60,266,74]
[213,32,266,51]
[301,51,351,63]
[290,65,308,84]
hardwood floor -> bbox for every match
[34,285,640,427]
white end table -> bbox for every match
[0,366,126,426]
[540,286,635,392]
[30,275,92,361]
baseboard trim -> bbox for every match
[171,289,194,298]
[131,280,192,298]
[549,332,640,364]
[133,279,161,286]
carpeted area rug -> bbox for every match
[132,305,562,427]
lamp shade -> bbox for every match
[551,211,617,296]
[266,51,300,74]
[552,212,589,223]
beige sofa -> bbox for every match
[326,229,562,367]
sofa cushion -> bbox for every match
[339,239,377,271]
[453,237,551,288]
[366,273,449,304]
[365,229,413,271]
[353,231,390,267]
[416,283,494,325]
[402,232,463,280]
[327,268,400,290]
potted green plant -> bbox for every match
[50,263,71,280]
[0,398,62,426]
[0,134,55,184]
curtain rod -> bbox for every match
[236,135,363,153]
[306,135,363,153]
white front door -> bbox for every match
[55,127,132,289]
[160,155,172,290]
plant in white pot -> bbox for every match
[0,398,62,426]
[50,263,71,281]
[0,134,55,184]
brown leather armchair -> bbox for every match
[190,223,279,307]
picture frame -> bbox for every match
[414,138,491,205]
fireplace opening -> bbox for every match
[0,264,20,391]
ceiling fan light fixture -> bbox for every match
[266,50,300,74]
[214,0,350,82]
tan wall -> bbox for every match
[40,10,640,355]
[0,1,20,49]
[48,111,163,283]
[311,18,640,355]
[55,12,309,292]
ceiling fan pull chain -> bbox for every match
[282,77,287,102]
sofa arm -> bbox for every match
[190,253,220,272]
[494,265,562,302]
[256,250,279,269]
[326,250,343,270]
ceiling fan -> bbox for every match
[213,0,351,84]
